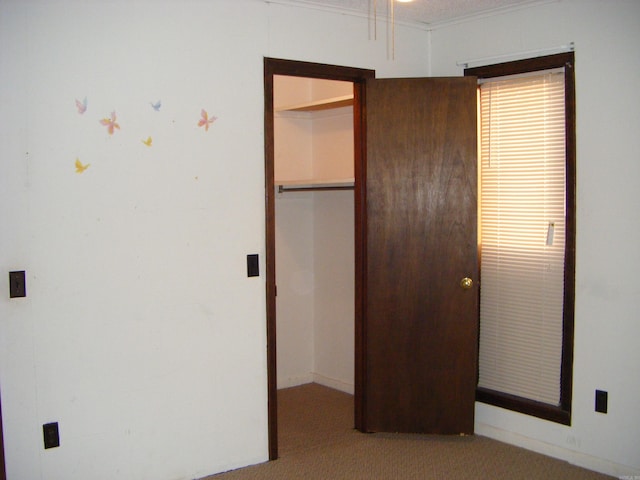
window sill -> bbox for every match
[477,387,571,425]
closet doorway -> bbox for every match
[264,58,374,459]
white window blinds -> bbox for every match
[478,69,566,405]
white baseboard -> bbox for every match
[277,374,313,390]
[476,421,640,478]
[312,373,354,394]
[277,372,354,394]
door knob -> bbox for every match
[460,277,473,289]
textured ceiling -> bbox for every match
[281,0,537,25]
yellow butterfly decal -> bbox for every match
[75,158,90,173]
[142,136,153,147]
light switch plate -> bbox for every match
[43,422,60,449]
[9,271,26,298]
[247,254,259,277]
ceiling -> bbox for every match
[280,0,538,26]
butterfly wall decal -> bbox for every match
[99,111,120,135]
[142,136,153,147]
[198,109,217,131]
[75,97,87,114]
[75,158,90,173]
[150,100,161,111]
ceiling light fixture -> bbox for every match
[390,0,395,59]
[371,0,411,59]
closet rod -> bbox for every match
[278,185,355,193]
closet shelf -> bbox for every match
[277,178,355,193]
[276,95,354,112]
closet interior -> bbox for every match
[274,75,355,395]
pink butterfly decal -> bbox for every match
[100,111,120,135]
[75,97,87,114]
[198,109,217,131]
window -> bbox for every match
[466,53,575,424]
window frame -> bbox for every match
[465,52,576,425]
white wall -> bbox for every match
[430,1,640,476]
[312,106,354,181]
[312,190,355,393]
[311,102,355,392]
[275,192,315,388]
[0,1,430,479]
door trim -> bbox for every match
[1,389,6,480]
[263,58,374,459]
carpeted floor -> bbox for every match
[209,383,613,480]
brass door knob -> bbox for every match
[460,277,473,289]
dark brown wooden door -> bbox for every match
[363,77,478,434]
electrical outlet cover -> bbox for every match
[595,390,608,414]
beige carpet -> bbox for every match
[209,383,613,480]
